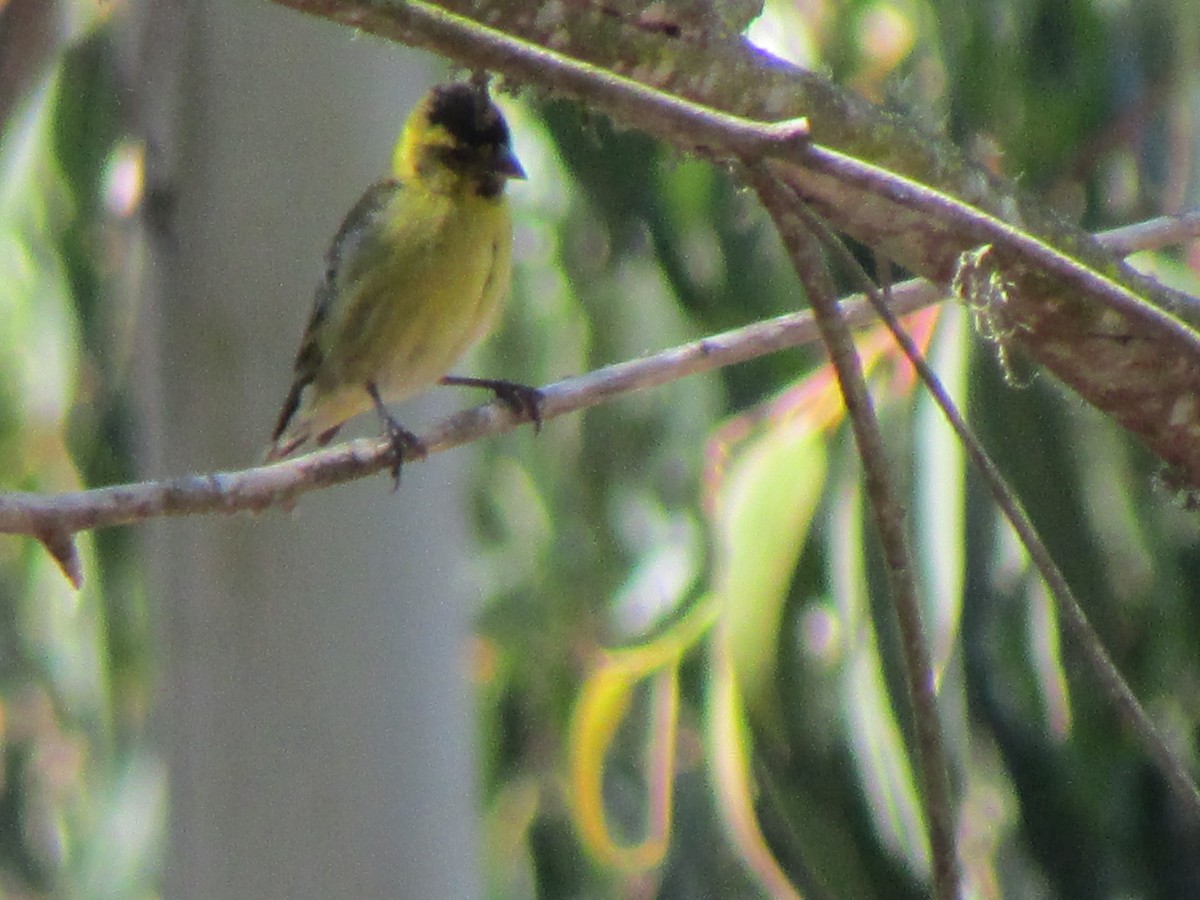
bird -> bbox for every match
[264,79,541,482]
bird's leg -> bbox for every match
[366,382,426,490]
[439,375,545,433]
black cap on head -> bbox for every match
[417,81,524,194]
[427,82,511,152]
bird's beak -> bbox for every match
[497,146,526,180]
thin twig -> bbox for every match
[749,165,961,900]
[0,284,932,541]
[1100,211,1200,255]
[794,203,1200,823]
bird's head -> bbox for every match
[396,81,525,198]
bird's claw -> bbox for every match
[489,381,545,433]
[367,381,426,490]
[381,418,426,491]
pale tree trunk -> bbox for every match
[129,1,482,896]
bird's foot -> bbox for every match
[380,418,426,491]
[440,375,545,433]
[367,381,427,490]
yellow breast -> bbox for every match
[308,185,513,432]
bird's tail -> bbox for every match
[262,378,311,463]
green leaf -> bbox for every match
[714,416,827,729]
[566,598,717,872]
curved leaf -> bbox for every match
[567,598,717,871]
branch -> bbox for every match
[2,213,1196,583]
[750,165,961,899]
[0,281,934,541]
[274,0,815,164]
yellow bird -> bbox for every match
[266,80,539,477]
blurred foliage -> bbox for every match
[473,0,1200,898]
[4,0,1200,897]
[0,1,162,897]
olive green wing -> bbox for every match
[268,178,403,452]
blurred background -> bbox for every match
[2,0,1200,898]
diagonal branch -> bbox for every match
[1,214,1196,585]
[0,279,939,542]
[749,165,962,898]
[797,202,1200,825]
